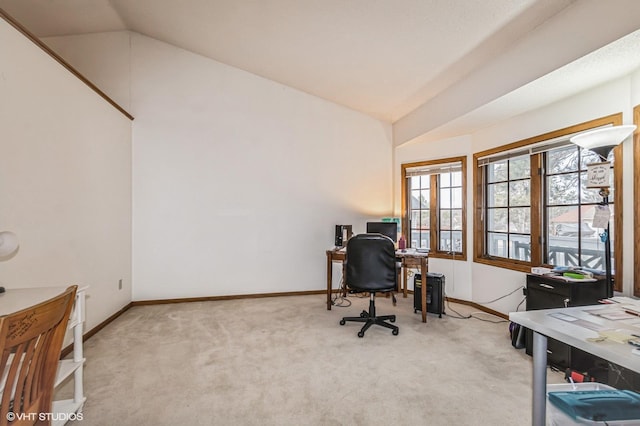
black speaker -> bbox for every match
[334,225,352,247]
[413,273,445,317]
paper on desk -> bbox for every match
[598,329,635,343]
[549,312,606,331]
[585,307,638,321]
[608,296,640,306]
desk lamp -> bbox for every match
[570,124,636,297]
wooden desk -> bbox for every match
[326,248,429,322]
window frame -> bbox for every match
[401,156,467,261]
[473,114,624,292]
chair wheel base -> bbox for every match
[341,312,398,337]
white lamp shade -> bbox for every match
[0,231,19,257]
[570,125,637,160]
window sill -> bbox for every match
[473,256,531,273]
[429,252,467,261]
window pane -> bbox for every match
[581,171,607,204]
[581,230,604,271]
[549,206,581,237]
[487,232,508,257]
[509,180,530,206]
[451,231,463,253]
[488,183,508,207]
[451,188,462,209]
[548,146,579,173]
[420,189,430,208]
[440,188,451,208]
[440,231,451,251]
[487,161,507,183]
[451,209,462,230]
[487,208,508,232]
[580,149,602,169]
[451,171,462,186]
[411,176,421,190]
[440,172,451,187]
[509,207,530,233]
[547,204,594,267]
[440,210,451,230]
[509,156,530,180]
[510,235,531,261]
[411,190,420,209]
[547,173,579,205]
[411,230,429,249]
[411,210,420,229]
[421,210,430,230]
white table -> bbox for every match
[510,304,640,426]
[0,286,69,314]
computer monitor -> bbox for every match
[366,222,398,242]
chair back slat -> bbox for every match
[0,286,77,426]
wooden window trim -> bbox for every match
[473,113,623,287]
[401,156,467,261]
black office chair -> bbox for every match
[339,233,399,337]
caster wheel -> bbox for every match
[392,329,399,336]
[357,331,365,338]
[339,319,346,325]
[360,310,367,318]
[390,317,396,323]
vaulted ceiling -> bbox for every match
[2,0,640,144]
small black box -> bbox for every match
[414,273,445,317]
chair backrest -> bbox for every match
[0,286,77,426]
[346,233,396,292]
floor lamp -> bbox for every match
[570,125,636,298]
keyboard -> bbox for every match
[548,389,640,421]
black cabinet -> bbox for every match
[413,273,445,317]
[524,273,608,369]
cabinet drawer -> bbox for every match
[527,276,571,298]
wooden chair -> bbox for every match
[0,286,77,426]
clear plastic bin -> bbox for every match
[547,383,640,425]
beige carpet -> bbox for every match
[57,293,564,425]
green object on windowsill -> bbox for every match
[563,272,587,280]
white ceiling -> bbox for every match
[2,0,640,142]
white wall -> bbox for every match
[45,31,132,111]
[395,74,638,315]
[0,19,132,332]
[45,31,394,301]
[130,34,392,300]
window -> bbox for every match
[402,156,466,260]
[544,145,609,270]
[473,114,624,291]
[485,156,531,261]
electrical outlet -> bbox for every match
[118,279,123,290]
